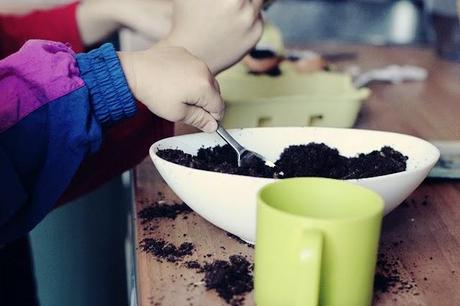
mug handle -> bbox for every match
[295,228,323,306]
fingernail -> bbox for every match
[203,120,218,133]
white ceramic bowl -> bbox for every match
[150,127,440,243]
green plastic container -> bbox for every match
[217,63,370,128]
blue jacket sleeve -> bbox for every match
[0,43,136,244]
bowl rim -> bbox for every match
[150,127,440,182]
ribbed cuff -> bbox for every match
[76,43,137,126]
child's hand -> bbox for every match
[118,44,224,132]
[166,0,264,74]
[77,0,172,46]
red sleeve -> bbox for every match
[58,103,174,204]
[0,2,84,58]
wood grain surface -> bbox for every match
[132,44,460,306]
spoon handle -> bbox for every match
[216,124,245,154]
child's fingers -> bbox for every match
[198,88,225,122]
[192,93,225,121]
[183,105,218,132]
[209,86,225,121]
[189,77,225,121]
[207,79,225,121]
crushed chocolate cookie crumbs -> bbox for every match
[139,201,193,223]
[374,253,418,296]
[139,238,194,262]
[200,255,253,306]
[158,143,407,180]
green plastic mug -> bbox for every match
[254,178,384,306]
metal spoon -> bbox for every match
[216,124,277,168]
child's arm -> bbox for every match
[77,0,172,46]
[166,0,264,74]
[0,41,131,244]
[0,40,222,244]
[0,0,172,58]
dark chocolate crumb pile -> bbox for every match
[200,255,253,306]
[277,143,348,178]
[374,253,417,295]
[158,143,408,180]
[158,145,274,178]
[342,145,408,179]
[138,201,193,224]
[278,144,408,179]
[139,238,194,263]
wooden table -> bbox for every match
[131,44,460,306]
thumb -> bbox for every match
[182,105,218,133]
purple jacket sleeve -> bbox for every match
[0,40,84,132]
[0,40,136,244]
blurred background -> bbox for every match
[267,0,427,45]
[2,0,457,306]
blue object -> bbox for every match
[0,43,136,244]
